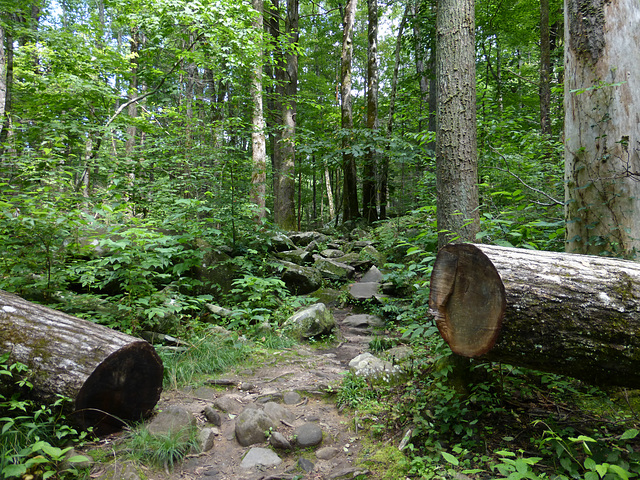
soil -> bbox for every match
[88,306,387,480]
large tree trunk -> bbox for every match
[0,291,163,434]
[429,243,640,388]
[435,0,479,247]
[341,0,360,223]
[564,0,640,257]
[362,0,378,224]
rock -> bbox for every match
[235,407,278,446]
[320,248,345,258]
[298,457,315,472]
[283,391,301,405]
[349,352,403,384]
[192,246,236,294]
[203,406,222,426]
[240,447,282,469]
[213,394,244,414]
[359,245,385,265]
[279,261,324,295]
[147,406,196,441]
[361,265,383,283]
[289,231,328,246]
[263,401,296,424]
[276,248,313,265]
[93,460,142,480]
[205,304,234,317]
[342,314,385,330]
[294,423,323,447]
[269,431,293,450]
[268,233,296,252]
[199,427,215,452]
[286,303,337,339]
[316,447,339,460]
[192,386,217,399]
[314,257,356,280]
[349,281,387,301]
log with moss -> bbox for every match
[429,243,640,388]
[0,290,163,434]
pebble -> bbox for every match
[294,423,323,447]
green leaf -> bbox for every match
[607,464,630,480]
[584,457,596,470]
[620,429,639,440]
[2,464,27,477]
[441,451,459,466]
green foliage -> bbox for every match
[335,372,380,411]
[0,354,91,479]
[125,425,199,471]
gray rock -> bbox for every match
[268,233,296,252]
[263,401,296,424]
[361,265,383,283]
[286,303,337,339]
[147,406,196,440]
[289,231,329,246]
[205,304,234,317]
[213,394,244,414]
[294,423,323,447]
[93,460,142,480]
[279,261,323,295]
[204,406,222,426]
[343,314,385,330]
[193,246,236,294]
[314,257,356,280]
[283,391,301,405]
[276,249,313,265]
[320,248,345,258]
[199,427,215,452]
[269,431,292,450]
[359,245,385,265]
[235,408,279,446]
[316,447,339,460]
[240,447,282,469]
[298,457,315,472]
[349,352,403,384]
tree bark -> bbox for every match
[0,291,163,434]
[435,0,479,247]
[430,243,640,388]
[362,0,379,224]
[341,0,360,223]
[539,0,552,136]
[564,0,640,257]
[250,0,267,221]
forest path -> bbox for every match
[91,278,389,480]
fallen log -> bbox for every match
[0,290,163,434]
[429,243,640,388]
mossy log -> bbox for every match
[0,290,163,434]
[429,243,640,388]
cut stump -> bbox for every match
[429,243,640,388]
[0,290,163,434]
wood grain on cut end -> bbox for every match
[429,244,506,357]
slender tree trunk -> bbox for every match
[382,3,410,220]
[362,0,379,224]
[435,0,479,247]
[324,161,335,219]
[539,0,551,136]
[341,0,360,222]
[250,0,267,221]
[0,24,13,150]
[564,0,640,257]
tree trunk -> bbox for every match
[564,0,640,257]
[362,0,379,224]
[430,243,640,388]
[0,22,13,149]
[250,0,267,221]
[435,0,479,248]
[341,0,359,223]
[539,0,551,136]
[0,291,163,434]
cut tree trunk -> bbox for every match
[429,243,640,388]
[0,290,163,434]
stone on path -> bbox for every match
[283,391,302,405]
[264,401,296,424]
[298,457,315,472]
[316,447,340,460]
[240,447,282,469]
[147,405,195,441]
[286,303,337,339]
[213,394,244,414]
[269,431,292,450]
[342,314,385,330]
[349,352,403,383]
[361,265,383,283]
[203,406,222,426]
[294,423,323,447]
[235,407,278,446]
[199,427,215,452]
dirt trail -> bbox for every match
[92,305,383,480]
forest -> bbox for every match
[1,0,640,478]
